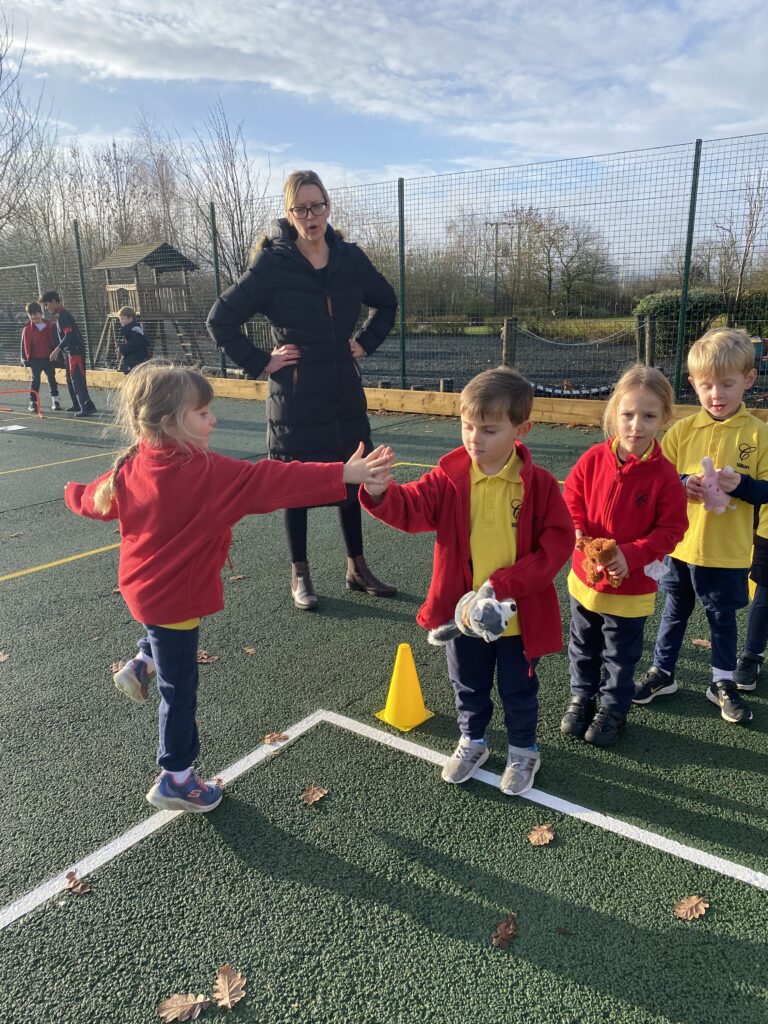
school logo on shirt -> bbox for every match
[635,490,651,507]
[510,499,522,527]
[738,443,757,470]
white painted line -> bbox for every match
[3,707,767,933]
[0,425,26,431]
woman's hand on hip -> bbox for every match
[265,344,300,374]
[349,338,366,359]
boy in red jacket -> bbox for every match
[361,367,574,796]
[20,301,60,411]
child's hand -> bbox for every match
[49,346,61,363]
[602,546,629,582]
[343,443,394,487]
[717,466,740,493]
[685,474,704,502]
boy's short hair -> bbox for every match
[117,306,136,318]
[39,290,61,304]
[25,301,42,315]
[687,328,756,379]
[460,367,534,425]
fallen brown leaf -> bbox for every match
[243,646,257,656]
[691,638,712,650]
[491,912,518,948]
[111,586,121,594]
[113,528,120,534]
[110,660,125,673]
[301,784,328,806]
[565,422,578,429]
[65,870,91,896]
[264,732,289,745]
[229,574,248,581]
[212,964,246,1009]
[527,823,555,846]
[0,651,9,663]
[9,532,23,538]
[196,650,219,664]
[156,993,212,1021]
[674,895,709,920]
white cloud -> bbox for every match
[8,0,768,161]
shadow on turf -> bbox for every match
[210,795,766,1024]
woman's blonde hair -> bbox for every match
[283,169,330,214]
[93,360,214,513]
[603,364,674,437]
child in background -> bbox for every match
[633,328,768,723]
[733,540,768,691]
[20,301,60,411]
[361,367,574,796]
[40,290,97,417]
[65,361,392,813]
[116,306,149,373]
[561,366,688,747]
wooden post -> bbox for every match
[645,315,656,367]
[439,378,454,392]
[635,315,645,363]
[502,316,518,367]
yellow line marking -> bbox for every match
[0,451,118,476]
[0,543,120,582]
[0,408,121,430]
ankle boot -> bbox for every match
[345,555,397,597]
[291,561,318,610]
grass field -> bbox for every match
[1,379,766,1024]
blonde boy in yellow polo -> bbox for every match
[633,329,768,723]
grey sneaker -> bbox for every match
[441,738,489,784]
[500,745,540,796]
[113,657,155,704]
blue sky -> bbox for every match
[9,0,768,189]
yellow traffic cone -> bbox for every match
[375,643,434,732]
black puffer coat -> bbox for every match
[206,220,397,462]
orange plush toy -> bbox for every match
[577,536,622,588]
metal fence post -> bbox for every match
[635,315,645,363]
[72,219,93,368]
[645,316,656,367]
[209,201,227,377]
[502,316,518,367]
[673,139,703,397]
[397,177,407,389]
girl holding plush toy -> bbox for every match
[560,365,688,747]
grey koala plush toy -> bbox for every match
[427,581,517,646]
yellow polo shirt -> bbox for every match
[469,453,522,637]
[568,438,656,618]
[662,404,768,568]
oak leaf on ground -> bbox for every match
[527,824,555,846]
[243,646,257,656]
[212,964,247,1009]
[674,895,709,920]
[65,870,91,895]
[301,784,328,806]
[156,993,212,1021]
[264,732,289,745]
[691,638,712,650]
[111,586,121,594]
[0,651,9,663]
[229,574,248,581]
[196,650,219,664]
[110,660,125,673]
[9,532,23,538]
[491,912,518,948]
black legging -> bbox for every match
[284,494,364,562]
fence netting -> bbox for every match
[1,132,766,403]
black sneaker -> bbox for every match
[74,403,97,417]
[560,696,596,739]
[706,681,753,724]
[632,667,677,704]
[733,653,762,691]
[584,708,627,747]
[66,405,80,412]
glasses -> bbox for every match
[289,201,328,219]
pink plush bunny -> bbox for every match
[700,456,734,513]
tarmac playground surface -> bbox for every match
[0,377,767,1024]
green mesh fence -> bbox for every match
[2,133,767,399]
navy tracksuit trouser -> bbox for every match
[138,625,200,772]
[568,597,645,714]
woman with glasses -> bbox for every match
[206,169,398,610]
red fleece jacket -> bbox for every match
[563,438,688,596]
[21,321,56,360]
[360,443,574,659]
[65,442,347,624]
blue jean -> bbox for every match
[744,583,768,658]
[568,597,646,714]
[445,634,538,748]
[653,558,748,675]
[138,625,200,772]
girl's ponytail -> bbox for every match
[93,442,139,514]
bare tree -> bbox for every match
[174,99,271,284]
[713,170,768,307]
[0,13,50,238]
